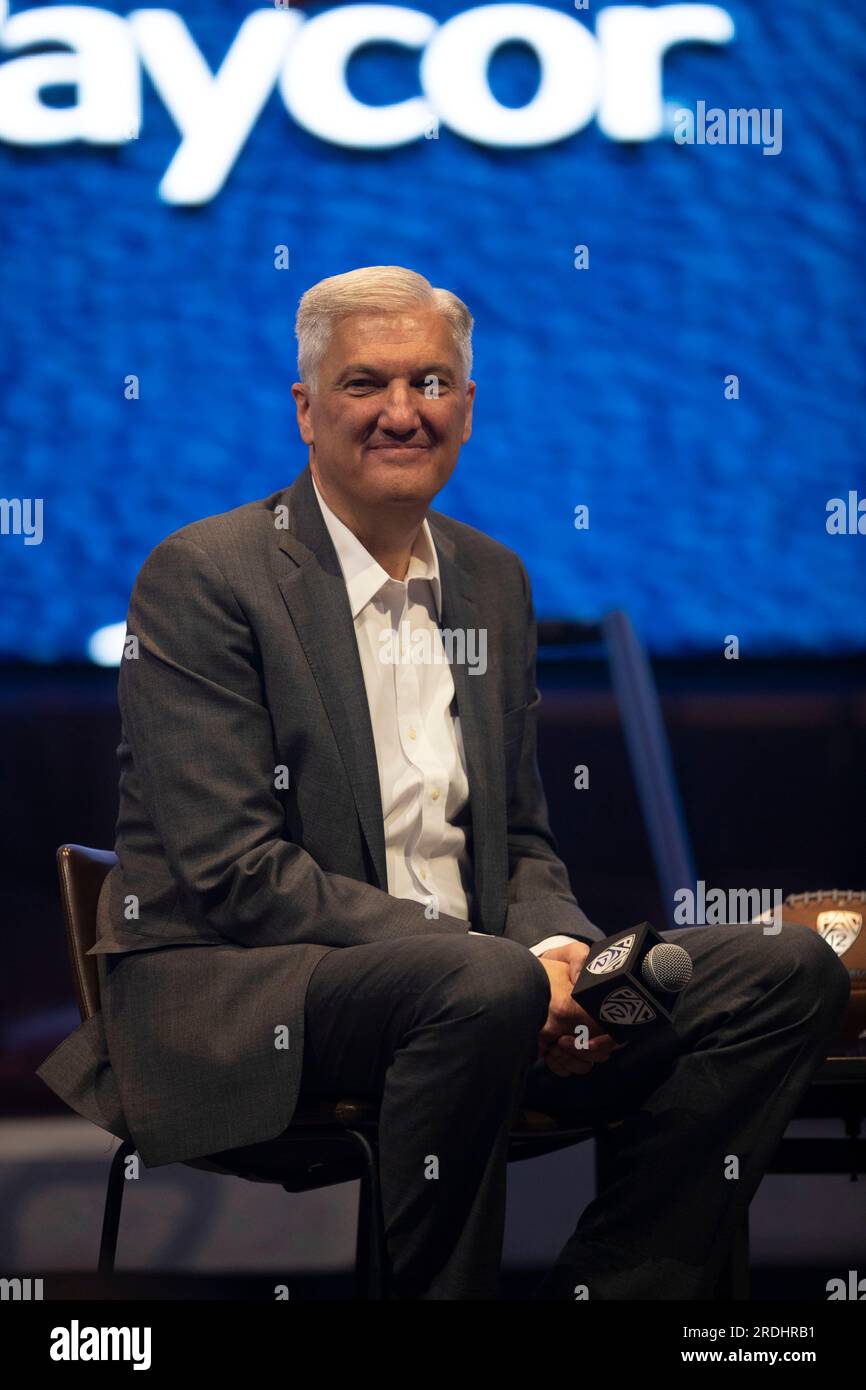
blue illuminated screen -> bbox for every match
[0,0,863,659]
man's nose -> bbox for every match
[377,383,422,432]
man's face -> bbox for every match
[292,307,475,510]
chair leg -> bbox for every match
[344,1128,389,1300]
[354,1170,373,1297]
[98,1139,135,1278]
[714,1210,751,1301]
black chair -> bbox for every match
[56,843,622,1299]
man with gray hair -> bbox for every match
[37,265,849,1300]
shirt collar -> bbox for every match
[311,472,442,621]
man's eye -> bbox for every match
[345,378,450,392]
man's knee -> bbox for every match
[670,920,850,1026]
[431,934,550,1036]
[775,922,850,1020]
[734,921,850,1026]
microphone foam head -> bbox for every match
[642,942,693,993]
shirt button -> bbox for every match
[420,867,427,880]
[431,789,440,800]
[408,727,417,739]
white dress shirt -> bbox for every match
[311,474,574,958]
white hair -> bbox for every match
[294,265,474,391]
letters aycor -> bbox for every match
[0,2,736,203]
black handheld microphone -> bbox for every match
[570,922,693,1042]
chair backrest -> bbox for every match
[56,844,117,1023]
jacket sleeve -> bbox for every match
[502,559,606,950]
[119,533,472,950]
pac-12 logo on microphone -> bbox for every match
[588,933,635,975]
[600,987,656,1026]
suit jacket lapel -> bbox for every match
[275,465,389,889]
[434,522,508,934]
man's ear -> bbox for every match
[291,382,314,446]
[461,379,476,444]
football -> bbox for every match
[757,892,866,1046]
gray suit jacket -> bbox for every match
[36,462,603,1167]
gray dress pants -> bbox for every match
[298,923,850,1300]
